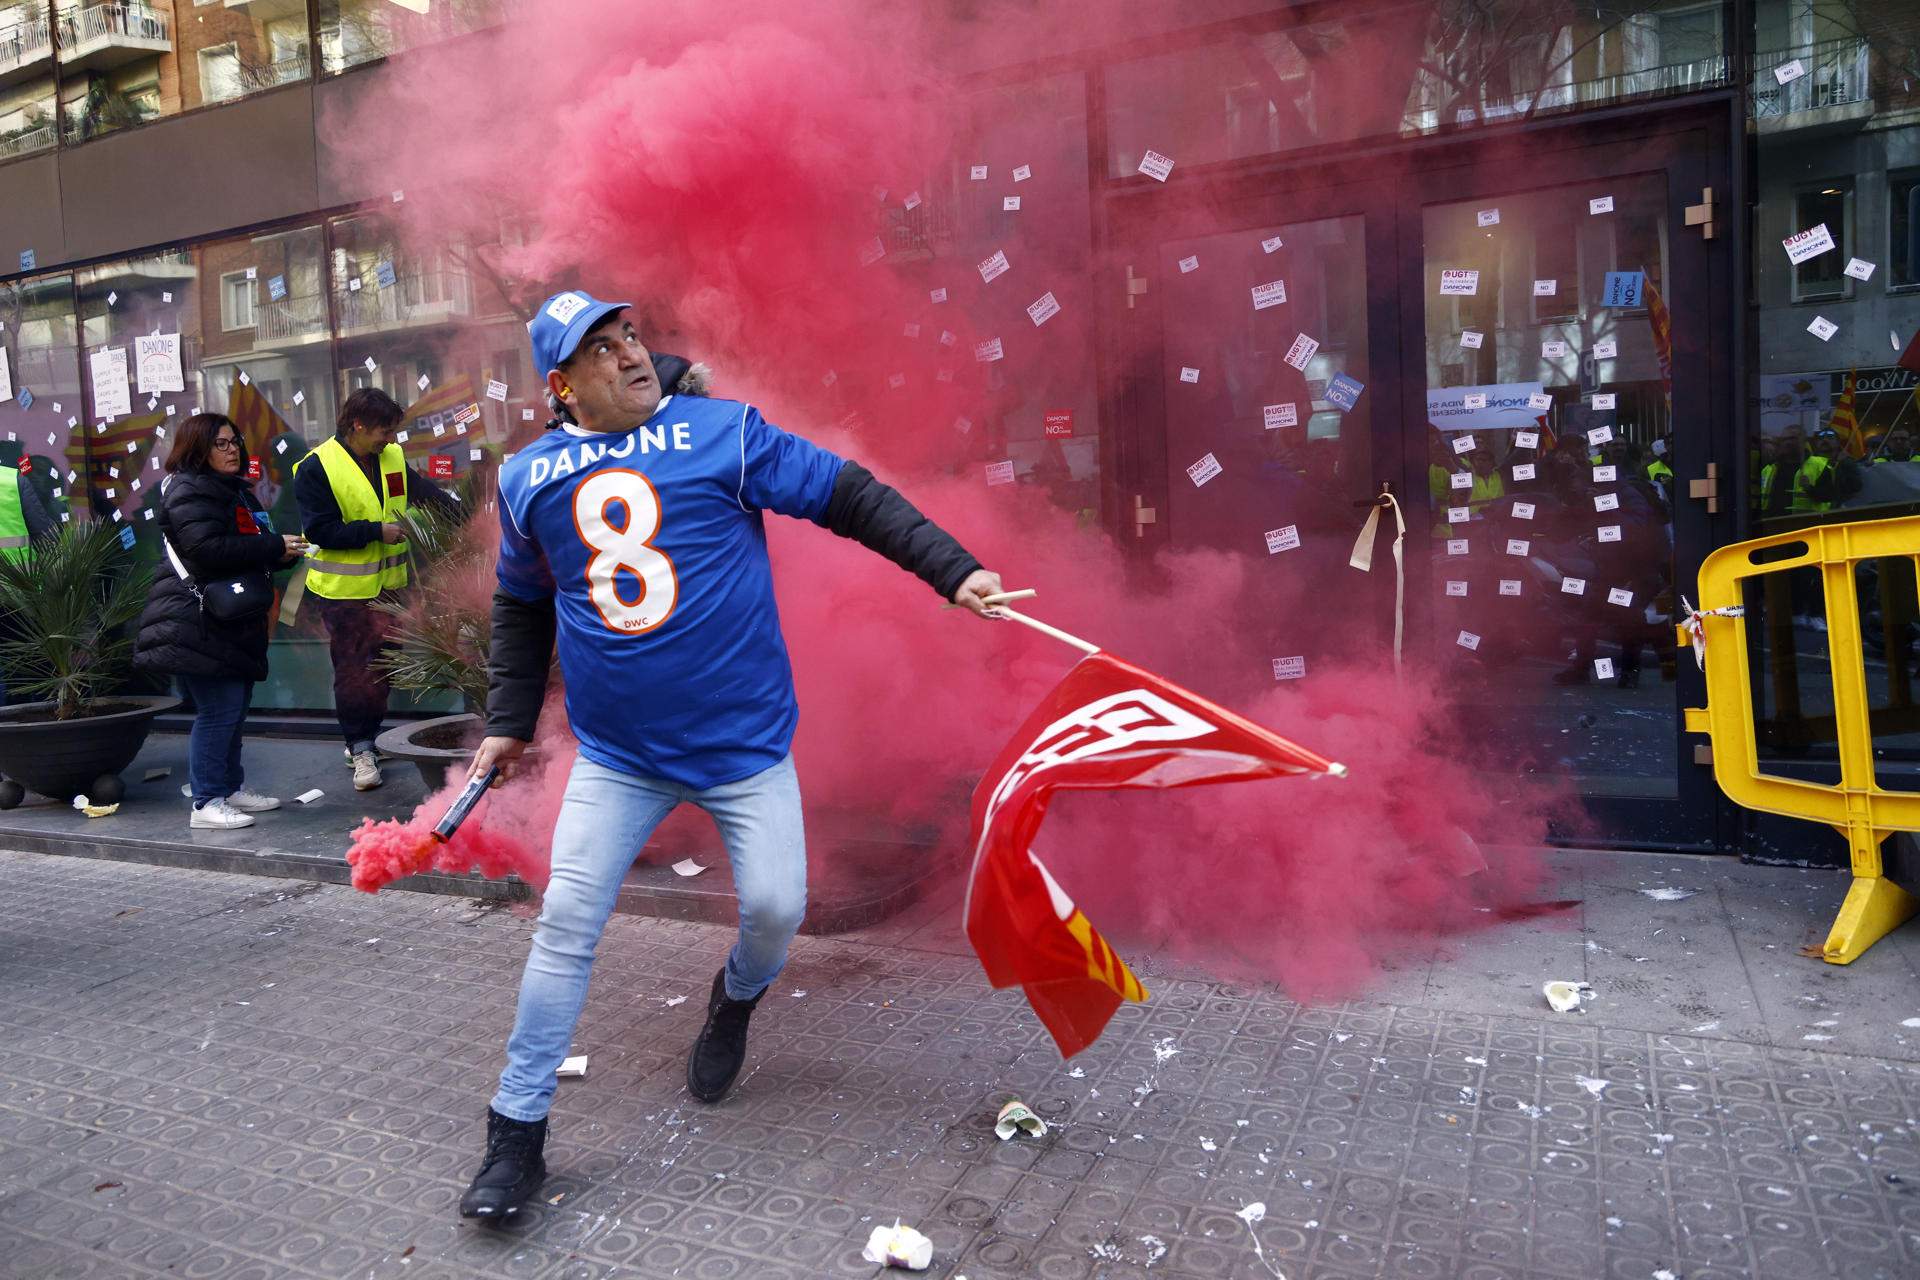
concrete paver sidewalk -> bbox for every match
[1,847,1918,1279]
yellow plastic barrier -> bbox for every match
[1683,515,1920,964]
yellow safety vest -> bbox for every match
[0,467,30,564]
[1468,471,1504,509]
[295,438,410,599]
[1790,455,1831,514]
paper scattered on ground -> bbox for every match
[1639,887,1696,901]
[995,1099,1047,1140]
[556,1054,588,1078]
[141,767,171,781]
[1574,1075,1609,1097]
[294,789,324,805]
[862,1220,932,1270]
[671,859,706,877]
[663,995,688,1007]
[1543,980,1591,1013]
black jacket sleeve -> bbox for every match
[484,589,557,741]
[405,466,462,516]
[168,481,283,578]
[823,461,982,599]
[17,475,52,540]
[294,455,382,550]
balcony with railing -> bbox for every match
[335,269,475,336]
[253,293,328,346]
[1751,37,1872,132]
[1407,52,1731,133]
[0,16,52,90]
[0,118,56,160]
[238,44,310,92]
[56,2,170,75]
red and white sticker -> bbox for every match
[1251,280,1288,310]
[1137,150,1174,182]
[429,455,454,479]
[1042,410,1073,438]
[1027,292,1061,326]
[978,250,1010,284]
[1186,452,1222,487]
[1271,655,1306,681]
[1783,224,1835,265]
[1264,525,1300,554]
[1440,270,1479,296]
[1263,403,1297,429]
[974,337,1004,362]
[985,460,1015,486]
[1283,333,1320,370]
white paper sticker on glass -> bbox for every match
[1513,463,1537,481]
[1137,150,1174,182]
[1783,224,1836,265]
[1251,280,1288,310]
[1187,452,1222,486]
[1592,393,1617,410]
[1178,255,1199,273]
[1027,292,1061,326]
[977,249,1010,283]
[1460,330,1484,349]
[1587,425,1614,445]
[1515,430,1540,449]
[1263,403,1298,429]
[1283,333,1320,370]
[1264,525,1300,554]
[1440,270,1479,296]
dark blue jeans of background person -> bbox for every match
[178,674,253,807]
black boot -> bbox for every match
[687,968,763,1103]
[458,1107,547,1222]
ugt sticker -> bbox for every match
[1251,280,1287,310]
[1137,150,1175,182]
[1440,270,1478,297]
[1263,403,1297,429]
[1783,224,1836,265]
[1186,453,1222,487]
[1264,525,1300,554]
[1283,333,1319,371]
[1271,655,1306,681]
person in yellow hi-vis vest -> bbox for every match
[0,455,55,704]
[293,388,459,791]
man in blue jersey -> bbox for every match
[458,290,1003,1221]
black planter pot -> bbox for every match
[0,694,183,806]
[375,712,486,793]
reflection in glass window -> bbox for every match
[1791,185,1850,302]
[1106,2,1730,175]
[317,0,507,76]
[1891,172,1920,290]
[0,273,80,531]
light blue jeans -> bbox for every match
[491,753,807,1121]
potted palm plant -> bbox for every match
[370,489,513,790]
[0,521,178,807]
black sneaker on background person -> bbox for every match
[687,968,763,1103]
[458,1108,547,1222]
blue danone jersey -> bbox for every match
[495,395,846,788]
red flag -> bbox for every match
[1900,328,1920,376]
[964,651,1343,1056]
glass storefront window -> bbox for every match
[316,0,506,75]
[172,0,313,111]
[0,270,80,527]
[1104,1,1730,177]
[1747,0,1920,787]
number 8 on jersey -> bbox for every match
[573,469,678,634]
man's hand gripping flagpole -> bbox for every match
[951,587,1347,1057]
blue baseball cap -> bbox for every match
[528,290,632,378]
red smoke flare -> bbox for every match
[327,2,1579,998]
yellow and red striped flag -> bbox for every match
[1829,369,1866,458]
[1643,268,1673,408]
[226,378,296,473]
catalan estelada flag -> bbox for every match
[964,651,1343,1056]
[1828,369,1866,458]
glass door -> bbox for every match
[1402,123,1728,848]
[1107,180,1401,675]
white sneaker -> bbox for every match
[226,789,281,813]
[351,750,383,791]
[190,799,255,830]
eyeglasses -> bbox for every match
[211,438,241,451]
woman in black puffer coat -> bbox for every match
[134,413,306,830]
